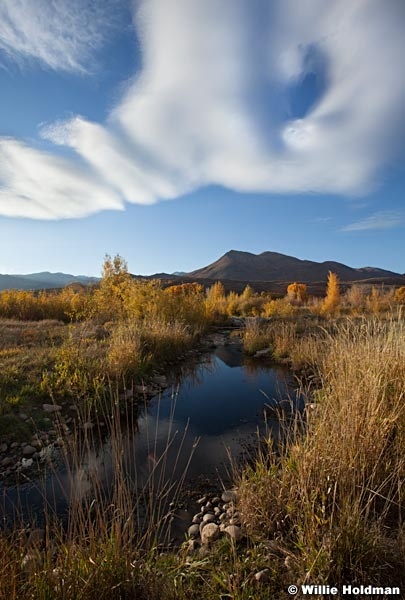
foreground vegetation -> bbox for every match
[0,258,404,598]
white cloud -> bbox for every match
[1,0,405,219]
[0,0,122,72]
[0,139,123,219]
[341,211,405,232]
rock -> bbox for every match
[224,525,242,542]
[214,507,221,516]
[221,489,238,503]
[254,347,272,358]
[21,458,33,469]
[211,496,221,505]
[42,404,62,413]
[202,513,216,524]
[219,513,227,522]
[196,496,207,505]
[187,524,200,538]
[201,523,219,545]
[1,457,13,467]
[10,442,18,449]
[254,569,271,584]
[0,443,7,453]
[192,515,202,524]
[22,445,36,456]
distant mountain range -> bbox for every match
[0,272,99,292]
[0,251,403,294]
[188,250,402,283]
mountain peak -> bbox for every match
[188,250,401,283]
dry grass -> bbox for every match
[238,315,405,588]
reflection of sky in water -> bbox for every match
[1,344,298,524]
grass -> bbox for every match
[1,271,404,598]
[238,315,405,591]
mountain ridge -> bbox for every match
[188,250,402,283]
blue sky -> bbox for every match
[0,0,404,276]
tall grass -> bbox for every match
[238,315,405,587]
[0,388,200,600]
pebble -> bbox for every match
[202,513,216,524]
[187,524,200,538]
[0,443,8,453]
[196,496,207,505]
[254,569,271,584]
[42,404,62,413]
[221,489,238,503]
[223,525,242,542]
[201,523,219,545]
[22,445,36,457]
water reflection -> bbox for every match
[1,335,299,525]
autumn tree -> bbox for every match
[395,286,405,304]
[93,254,134,321]
[286,282,308,304]
[322,271,340,314]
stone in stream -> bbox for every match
[254,569,271,584]
[221,489,238,503]
[223,525,242,542]
[202,513,216,524]
[42,404,62,413]
[22,445,36,457]
[201,523,219,545]
[187,524,200,538]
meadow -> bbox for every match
[0,257,404,599]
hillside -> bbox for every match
[0,272,99,292]
[188,250,401,283]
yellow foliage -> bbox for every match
[322,271,340,314]
[286,282,308,303]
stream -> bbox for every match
[0,328,301,528]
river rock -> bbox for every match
[202,513,216,524]
[192,515,202,524]
[42,404,62,413]
[22,445,36,456]
[221,489,238,503]
[187,524,200,538]
[196,496,207,505]
[224,525,242,542]
[254,348,272,358]
[201,523,219,545]
[1,456,13,467]
[0,443,7,453]
[21,458,33,469]
[254,569,271,584]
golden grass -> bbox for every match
[238,315,405,587]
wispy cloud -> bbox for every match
[0,0,121,73]
[0,139,123,219]
[1,0,405,219]
[341,211,405,232]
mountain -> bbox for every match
[188,250,401,283]
[0,272,99,292]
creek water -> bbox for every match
[1,329,300,527]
